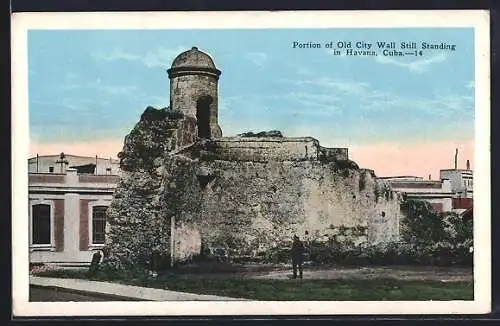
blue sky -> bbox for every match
[27,28,475,175]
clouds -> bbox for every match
[27,28,475,177]
[276,76,473,117]
[92,46,187,68]
[218,68,474,144]
[55,68,168,104]
[60,80,140,97]
[277,77,382,112]
[99,84,139,95]
[29,43,173,143]
[29,75,155,143]
[286,92,341,108]
[290,78,370,95]
[219,91,342,122]
[375,53,447,73]
[245,52,268,67]
[95,48,139,62]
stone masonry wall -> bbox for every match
[202,137,348,163]
[165,153,403,263]
[318,146,349,161]
[106,107,197,269]
[170,74,221,138]
[106,107,403,269]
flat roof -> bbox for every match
[378,176,421,179]
[28,154,119,162]
[440,169,472,172]
[390,180,442,183]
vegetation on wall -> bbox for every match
[237,130,283,137]
[104,106,192,273]
[118,106,185,172]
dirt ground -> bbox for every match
[250,265,473,281]
[159,263,473,282]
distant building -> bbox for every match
[378,176,453,213]
[439,156,474,213]
[28,153,120,266]
[439,169,473,199]
[379,158,474,214]
[28,153,120,175]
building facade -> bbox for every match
[28,153,120,175]
[378,176,453,213]
[28,154,120,266]
[380,164,474,214]
[439,168,473,199]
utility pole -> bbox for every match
[454,148,458,170]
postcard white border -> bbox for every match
[12,10,491,316]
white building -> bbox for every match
[438,157,474,213]
[28,154,120,266]
[378,176,453,213]
[379,157,474,215]
[28,153,120,175]
[439,168,473,199]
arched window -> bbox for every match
[91,206,108,245]
[32,204,51,245]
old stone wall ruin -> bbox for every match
[195,137,348,163]
[104,47,404,270]
[166,153,402,262]
[105,107,403,268]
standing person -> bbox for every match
[88,250,102,277]
[291,235,305,279]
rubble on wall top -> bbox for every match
[237,130,283,138]
[218,136,318,143]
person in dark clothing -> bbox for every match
[88,251,102,277]
[291,235,305,279]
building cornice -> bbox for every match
[29,185,116,194]
[404,192,455,199]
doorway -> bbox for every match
[196,95,213,139]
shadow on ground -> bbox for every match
[157,262,473,282]
[29,285,141,302]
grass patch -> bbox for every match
[137,278,473,301]
[34,269,472,301]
